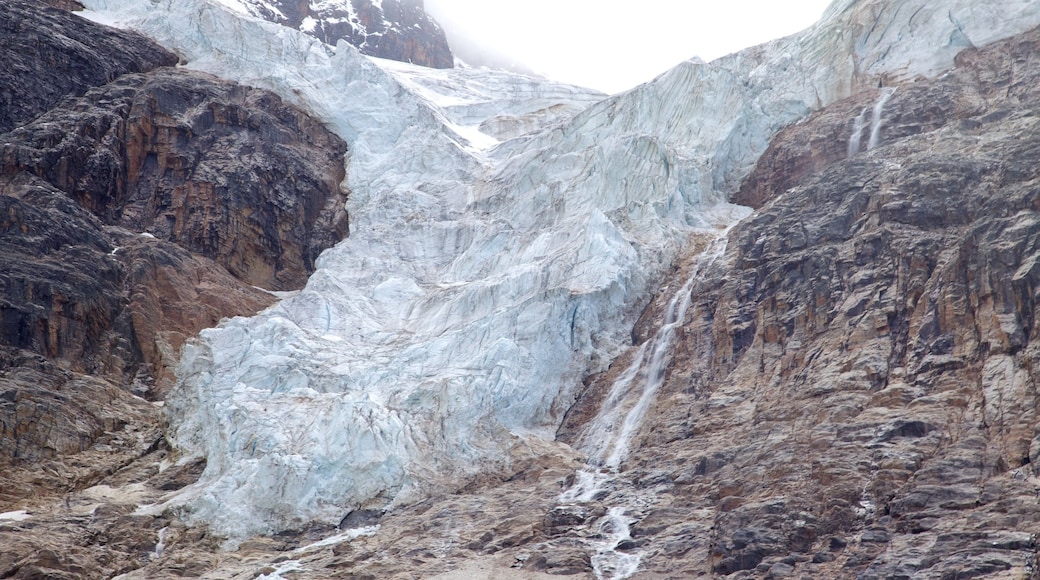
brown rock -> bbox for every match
[1,67,349,290]
[0,173,275,397]
[566,24,1040,579]
[0,2,348,516]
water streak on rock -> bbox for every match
[558,232,730,580]
[590,235,728,471]
[868,88,897,150]
[848,107,869,156]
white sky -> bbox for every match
[425,0,835,94]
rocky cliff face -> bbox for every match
[227,0,453,68]
[553,25,1040,578]
[0,0,176,134]
[0,0,349,532]
[6,1,1040,579]
[1,66,348,291]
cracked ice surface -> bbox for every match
[82,0,1040,540]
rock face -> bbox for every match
[44,0,86,10]
[8,1,1040,579]
[229,0,453,68]
[78,0,1040,550]
[0,0,349,519]
[1,67,349,291]
[552,25,1040,578]
[0,171,277,396]
[0,0,177,134]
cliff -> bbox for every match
[222,0,453,68]
[0,0,349,549]
[558,23,1040,578]
[4,0,1040,578]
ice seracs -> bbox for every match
[81,0,1040,541]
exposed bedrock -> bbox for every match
[1,67,349,291]
[0,0,177,134]
[0,2,350,509]
[234,0,454,69]
[558,26,1040,578]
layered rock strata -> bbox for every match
[0,0,177,134]
[1,67,349,290]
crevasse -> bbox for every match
[81,0,1040,541]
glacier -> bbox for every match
[81,0,1040,541]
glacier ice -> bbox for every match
[81,0,1040,541]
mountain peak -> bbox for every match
[217,0,453,67]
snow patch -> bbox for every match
[0,510,30,522]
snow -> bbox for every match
[80,0,1040,542]
[0,510,30,522]
[294,526,380,552]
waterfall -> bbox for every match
[591,508,641,580]
[847,107,868,157]
[578,344,648,468]
[581,236,726,471]
[867,88,896,150]
[848,87,896,157]
[152,526,168,560]
[557,233,730,580]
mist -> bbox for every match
[423,0,832,94]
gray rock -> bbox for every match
[0,0,176,134]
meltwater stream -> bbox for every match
[848,87,897,156]
[557,234,730,580]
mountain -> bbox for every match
[0,5,350,575]
[214,0,453,68]
[2,0,1040,578]
[556,24,1040,577]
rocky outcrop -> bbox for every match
[0,1,349,509]
[44,0,86,10]
[0,438,212,580]
[0,0,176,134]
[0,172,274,475]
[550,25,1040,578]
[234,0,453,68]
[1,67,349,290]
[0,173,275,391]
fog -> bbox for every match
[424,0,833,94]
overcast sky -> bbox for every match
[424,0,835,94]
